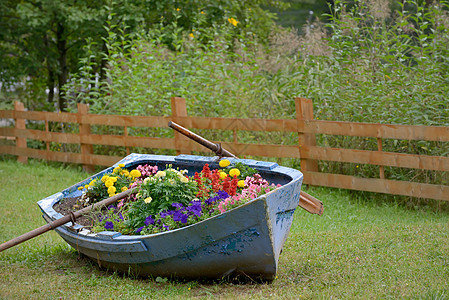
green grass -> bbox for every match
[1,159,449,299]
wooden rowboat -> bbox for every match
[37,153,304,281]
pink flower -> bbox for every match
[218,202,226,213]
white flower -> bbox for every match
[144,196,152,204]
[179,175,189,183]
[155,171,166,178]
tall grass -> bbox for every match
[65,0,449,124]
[1,159,449,298]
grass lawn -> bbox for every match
[1,159,448,299]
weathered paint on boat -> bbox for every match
[37,154,303,281]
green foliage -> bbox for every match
[0,0,282,111]
[225,161,257,179]
[91,206,128,233]
[125,167,198,230]
[313,0,449,126]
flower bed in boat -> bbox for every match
[55,159,280,236]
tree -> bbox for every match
[0,0,285,111]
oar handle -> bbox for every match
[0,187,137,253]
[168,121,236,158]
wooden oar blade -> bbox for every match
[299,191,324,215]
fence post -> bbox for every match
[295,97,318,179]
[14,101,28,164]
[77,103,95,173]
[171,97,190,155]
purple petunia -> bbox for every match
[187,200,202,217]
[136,226,144,233]
[160,211,170,219]
[144,215,155,226]
[104,221,114,230]
[171,202,184,209]
[205,190,229,205]
[171,210,189,224]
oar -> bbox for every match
[0,187,137,253]
[168,121,324,215]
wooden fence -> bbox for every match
[1,97,449,201]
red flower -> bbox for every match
[211,169,222,192]
[194,171,209,198]
[229,176,239,196]
[201,164,212,181]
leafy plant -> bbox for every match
[124,167,198,231]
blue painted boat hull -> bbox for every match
[37,154,303,281]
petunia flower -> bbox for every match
[104,221,114,230]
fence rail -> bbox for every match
[1,98,448,201]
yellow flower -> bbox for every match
[88,179,96,187]
[219,171,228,179]
[113,167,120,173]
[189,33,194,38]
[176,8,180,11]
[108,186,116,195]
[105,179,114,188]
[229,168,240,177]
[219,159,230,168]
[179,176,189,183]
[237,180,245,188]
[101,175,109,182]
[144,196,153,204]
[78,186,84,190]
[227,17,239,27]
[200,11,205,14]
[122,170,129,176]
[121,186,128,192]
[84,184,89,189]
[130,169,141,178]
[110,176,117,182]
[118,163,125,168]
